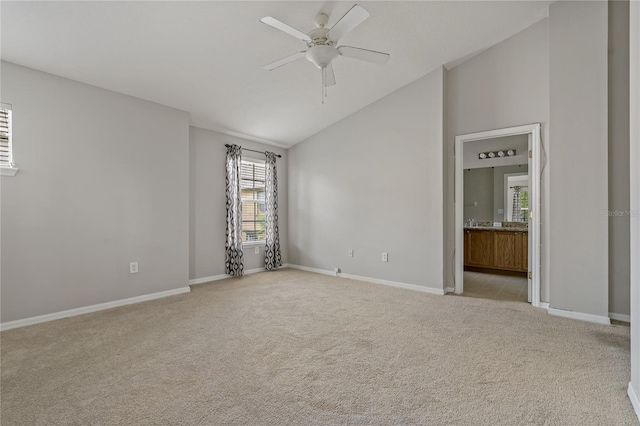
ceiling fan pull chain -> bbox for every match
[321,67,326,104]
[321,68,324,104]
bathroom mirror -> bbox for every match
[463,164,528,223]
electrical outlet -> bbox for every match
[348,249,354,257]
[130,262,138,274]
[382,252,388,262]
[498,208,504,214]
[254,246,260,255]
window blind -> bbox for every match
[0,107,12,167]
[240,160,267,242]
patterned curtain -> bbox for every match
[512,186,522,222]
[225,144,244,276]
[264,152,282,270]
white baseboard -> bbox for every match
[340,272,446,295]
[629,382,640,422]
[0,286,191,332]
[444,287,455,294]
[547,307,611,325]
[609,312,631,323]
[286,264,337,276]
[287,264,445,295]
[189,274,228,285]
[189,264,291,286]
[543,306,626,325]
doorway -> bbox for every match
[454,124,542,307]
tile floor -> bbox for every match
[457,271,529,303]
[611,319,631,327]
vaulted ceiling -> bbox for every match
[1,1,551,147]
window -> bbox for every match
[0,105,17,176]
[505,174,529,223]
[240,160,266,243]
[518,190,529,223]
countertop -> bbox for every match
[465,226,529,232]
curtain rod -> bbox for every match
[225,144,282,158]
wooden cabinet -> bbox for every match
[464,228,528,273]
[465,230,494,268]
[494,231,525,271]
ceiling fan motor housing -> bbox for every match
[308,27,333,47]
[305,45,339,69]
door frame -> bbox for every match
[454,123,542,308]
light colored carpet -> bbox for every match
[1,268,637,425]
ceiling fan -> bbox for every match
[260,5,390,101]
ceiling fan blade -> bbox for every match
[327,5,370,41]
[337,46,390,64]
[325,63,336,87]
[262,51,306,71]
[260,17,311,42]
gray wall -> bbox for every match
[608,0,631,317]
[288,67,445,291]
[463,168,494,222]
[548,1,609,317]
[189,126,288,280]
[629,0,639,399]
[446,18,549,298]
[0,62,190,323]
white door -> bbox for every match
[527,135,533,303]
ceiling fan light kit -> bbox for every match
[306,45,338,69]
[260,4,390,102]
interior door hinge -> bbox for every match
[528,150,532,158]
[528,271,532,280]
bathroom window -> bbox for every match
[506,174,529,222]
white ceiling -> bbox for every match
[1,1,551,148]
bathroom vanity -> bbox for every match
[464,226,528,274]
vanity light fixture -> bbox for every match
[478,149,517,160]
